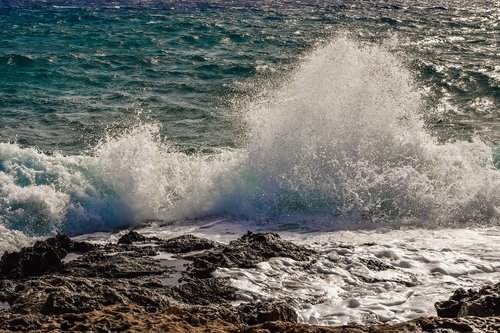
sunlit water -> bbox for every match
[0,1,499,325]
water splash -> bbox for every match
[225,37,500,226]
[0,38,499,236]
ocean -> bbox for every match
[0,0,499,326]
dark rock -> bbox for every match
[63,252,170,279]
[159,235,217,253]
[172,277,237,305]
[435,300,462,318]
[0,235,94,279]
[117,231,146,245]
[187,231,316,278]
[0,231,498,333]
[359,258,394,271]
[0,314,45,331]
[238,302,297,324]
[435,282,500,317]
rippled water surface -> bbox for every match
[0,1,499,237]
[1,0,498,153]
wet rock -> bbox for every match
[0,232,498,333]
[159,234,217,253]
[117,230,147,245]
[0,235,94,279]
[0,314,45,332]
[359,258,395,271]
[238,302,297,324]
[187,231,316,278]
[63,251,170,279]
[243,316,500,332]
[435,282,500,317]
[172,277,237,305]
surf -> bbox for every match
[0,37,499,237]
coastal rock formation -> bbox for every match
[0,235,94,279]
[434,282,500,318]
[117,230,147,245]
[158,234,218,254]
[0,232,304,331]
[0,232,498,332]
[187,231,316,278]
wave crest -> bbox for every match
[1,38,499,235]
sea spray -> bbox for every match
[217,37,500,226]
[0,125,242,235]
[0,38,499,236]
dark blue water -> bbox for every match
[1,0,498,153]
[0,0,499,236]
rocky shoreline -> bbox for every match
[0,231,498,332]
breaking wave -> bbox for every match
[1,38,499,236]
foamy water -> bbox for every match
[1,3,498,328]
[215,227,500,326]
[1,38,499,242]
[110,220,498,326]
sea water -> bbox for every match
[1,0,499,326]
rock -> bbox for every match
[117,230,147,245]
[359,258,394,271]
[172,277,237,306]
[187,231,316,278]
[238,302,298,324]
[0,231,498,333]
[0,235,94,279]
[62,251,170,279]
[242,316,500,332]
[159,235,217,253]
[435,282,500,317]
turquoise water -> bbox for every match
[2,0,498,152]
[0,0,499,236]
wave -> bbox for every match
[0,54,35,66]
[0,37,499,236]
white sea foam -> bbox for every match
[133,220,500,326]
[208,227,500,326]
[0,225,33,254]
[222,37,500,225]
[0,37,499,240]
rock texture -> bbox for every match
[435,282,500,318]
[186,231,316,278]
[0,235,94,279]
[0,231,498,332]
[0,232,308,332]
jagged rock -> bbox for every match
[0,232,498,333]
[0,235,94,279]
[159,235,217,253]
[243,316,500,332]
[238,302,298,324]
[187,231,316,278]
[62,252,170,279]
[0,232,307,332]
[435,282,500,317]
[172,277,237,305]
[359,258,394,271]
[117,230,147,245]
[6,306,498,333]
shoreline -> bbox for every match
[0,231,498,332]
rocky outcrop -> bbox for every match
[0,235,94,279]
[0,232,498,332]
[243,316,500,332]
[187,231,316,278]
[10,305,500,332]
[434,282,500,318]
[0,232,305,332]
[117,230,147,245]
[158,234,218,253]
